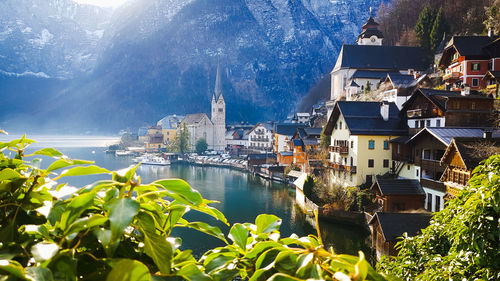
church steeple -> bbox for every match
[357,8,384,46]
[213,62,223,101]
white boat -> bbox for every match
[115,150,134,156]
[133,155,170,166]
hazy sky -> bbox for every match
[72,0,127,8]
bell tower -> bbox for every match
[211,63,226,151]
[356,8,384,46]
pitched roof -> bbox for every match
[249,122,273,134]
[369,212,432,242]
[324,101,407,136]
[292,139,304,147]
[403,88,492,113]
[386,73,418,89]
[441,137,500,169]
[275,123,307,136]
[334,45,429,71]
[182,113,211,125]
[371,178,425,196]
[157,115,184,129]
[351,70,395,79]
[304,127,322,136]
[445,36,499,58]
[408,127,500,146]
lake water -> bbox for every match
[2,136,370,258]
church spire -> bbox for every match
[214,62,223,100]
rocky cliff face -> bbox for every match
[0,0,383,133]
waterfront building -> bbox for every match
[370,177,426,212]
[248,122,273,151]
[369,212,431,260]
[274,123,308,153]
[290,127,323,172]
[180,64,227,151]
[324,101,407,187]
[144,125,164,152]
[439,35,500,91]
[157,114,184,144]
[401,87,495,135]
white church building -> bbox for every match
[182,64,226,151]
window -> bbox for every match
[423,149,431,160]
[368,140,375,150]
[351,141,353,148]
[472,78,479,87]
[427,193,432,210]
[471,102,476,110]
[407,165,410,170]
[350,157,353,166]
[436,119,441,127]
[471,63,480,71]
[397,144,401,154]
[414,120,418,128]
[416,169,419,177]
[435,195,441,211]
[339,121,342,129]
[426,120,431,127]
[383,159,389,168]
[368,159,374,168]
[420,120,425,128]
[383,140,389,150]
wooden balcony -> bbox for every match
[420,178,446,192]
[443,72,460,81]
[329,145,349,154]
[420,158,445,173]
[486,84,498,91]
[328,162,357,173]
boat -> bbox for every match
[133,154,170,166]
[115,150,134,156]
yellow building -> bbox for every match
[324,101,407,187]
[157,115,184,144]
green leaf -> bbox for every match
[255,248,281,270]
[176,264,211,281]
[124,163,141,182]
[192,204,228,225]
[107,198,140,246]
[228,223,249,250]
[163,205,187,232]
[25,267,54,281]
[153,179,203,206]
[203,252,237,274]
[106,259,151,281]
[354,251,368,281]
[0,168,22,181]
[46,159,93,172]
[268,273,303,281]
[59,192,96,231]
[31,148,63,158]
[181,222,227,243]
[47,255,76,281]
[58,165,110,178]
[245,241,283,260]
[65,214,108,236]
[0,259,26,279]
[255,214,282,234]
[142,230,173,274]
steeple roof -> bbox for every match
[214,63,223,100]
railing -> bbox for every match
[328,162,356,173]
[407,109,422,118]
[442,72,460,81]
[420,159,444,172]
[250,138,269,142]
[420,178,446,192]
[329,145,348,154]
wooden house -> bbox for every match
[370,177,425,212]
[440,136,500,198]
[439,35,500,91]
[369,212,431,260]
[401,88,494,135]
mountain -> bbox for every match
[0,0,384,133]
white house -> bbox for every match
[248,123,273,151]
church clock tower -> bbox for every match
[211,63,226,151]
[356,8,384,46]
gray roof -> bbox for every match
[182,113,211,125]
[275,123,307,136]
[352,70,396,80]
[372,178,425,196]
[369,212,432,242]
[157,115,184,129]
[386,73,418,88]
[445,36,499,58]
[409,127,500,146]
[304,127,322,136]
[325,101,408,136]
[335,45,429,71]
[403,88,492,113]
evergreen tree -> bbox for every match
[430,7,447,52]
[195,138,208,155]
[173,123,190,154]
[415,5,436,53]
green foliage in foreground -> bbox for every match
[377,155,500,280]
[0,135,390,281]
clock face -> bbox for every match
[370,36,376,42]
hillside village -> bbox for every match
[117,12,500,260]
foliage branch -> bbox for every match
[0,134,389,281]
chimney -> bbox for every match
[380,101,389,121]
[461,84,470,96]
[483,130,492,139]
[488,27,494,37]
